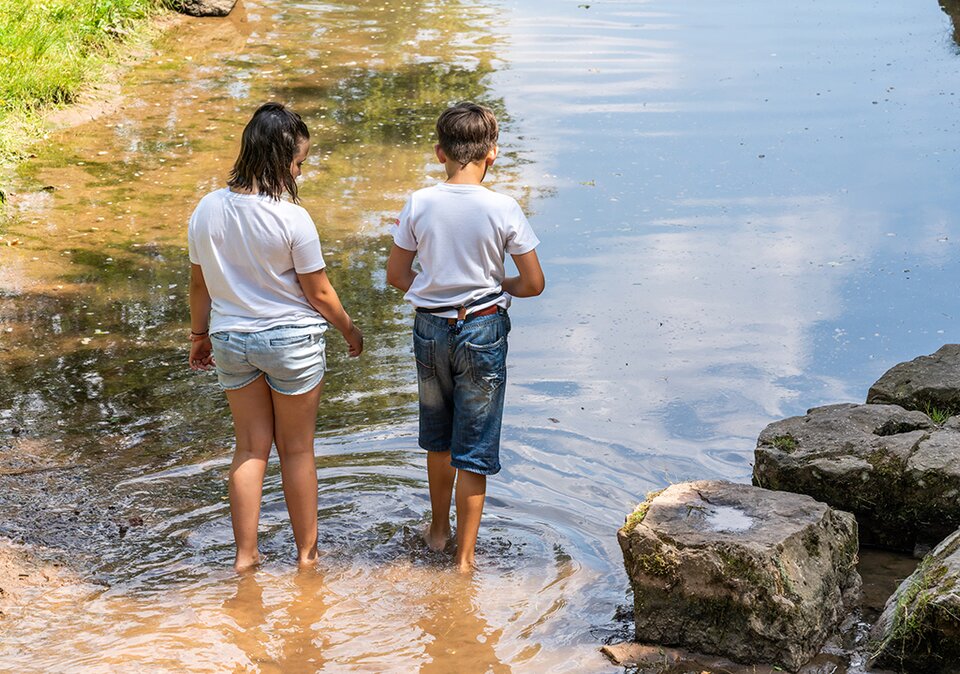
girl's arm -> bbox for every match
[189,264,215,370]
[501,250,545,298]
[385,244,417,292]
[297,269,363,357]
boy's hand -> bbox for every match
[189,337,215,371]
[344,324,364,357]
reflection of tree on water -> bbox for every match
[941,0,960,47]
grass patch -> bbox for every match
[769,434,798,452]
[623,488,666,532]
[0,0,173,161]
[924,402,954,425]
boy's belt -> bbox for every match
[441,304,499,325]
[415,291,504,334]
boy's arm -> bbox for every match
[297,269,364,357]
[502,250,545,298]
[385,244,418,292]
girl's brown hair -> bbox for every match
[228,102,310,203]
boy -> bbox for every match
[386,102,545,572]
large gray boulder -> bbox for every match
[753,403,960,550]
[174,0,238,17]
[869,528,960,673]
[867,345,960,417]
[617,480,860,672]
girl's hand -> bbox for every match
[189,336,215,371]
[344,324,364,357]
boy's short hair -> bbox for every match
[436,102,499,165]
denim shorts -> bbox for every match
[209,323,327,395]
[413,308,511,475]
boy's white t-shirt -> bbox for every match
[188,188,327,333]
[393,183,540,318]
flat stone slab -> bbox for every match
[753,403,960,550]
[867,344,960,417]
[617,480,859,672]
[870,528,960,673]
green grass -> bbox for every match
[769,434,798,452]
[0,0,173,161]
[924,402,953,425]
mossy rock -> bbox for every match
[617,481,860,671]
[870,528,960,673]
[753,403,960,550]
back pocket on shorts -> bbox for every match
[413,332,436,382]
[269,334,312,347]
[466,336,506,392]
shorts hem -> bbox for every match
[265,372,325,396]
[219,372,264,391]
[449,459,501,476]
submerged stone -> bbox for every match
[867,344,960,418]
[869,528,960,673]
[753,403,960,550]
[617,480,860,672]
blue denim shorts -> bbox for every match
[210,323,327,395]
[413,308,510,475]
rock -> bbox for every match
[601,641,743,670]
[867,344,960,417]
[869,528,960,673]
[617,481,860,672]
[753,403,960,550]
[173,0,237,17]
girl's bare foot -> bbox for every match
[424,524,451,552]
[455,558,476,574]
[234,552,260,573]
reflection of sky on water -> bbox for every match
[492,0,960,501]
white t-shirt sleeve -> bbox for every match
[393,197,418,251]
[289,207,326,273]
[504,201,540,255]
[187,207,200,264]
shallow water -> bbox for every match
[1,0,958,671]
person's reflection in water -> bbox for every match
[418,572,511,674]
[276,568,328,673]
[221,568,328,673]
[221,571,271,668]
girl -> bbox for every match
[187,102,363,571]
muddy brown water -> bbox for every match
[2,0,959,671]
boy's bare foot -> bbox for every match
[234,553,260,573]
[455,558,476,574]
[423,524,451,552]
[297,548,319,567]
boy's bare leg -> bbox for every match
[454,470,486,572]
[272,380,324,567]
[425,450,456,550]
[225,375,275,572]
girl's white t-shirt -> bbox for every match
[393,183,540,318]
[188,188,327,333]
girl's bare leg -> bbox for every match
[425,450,456,551]
[225,375,275,572]
[454,470,486,572]
[271,380,324,566]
